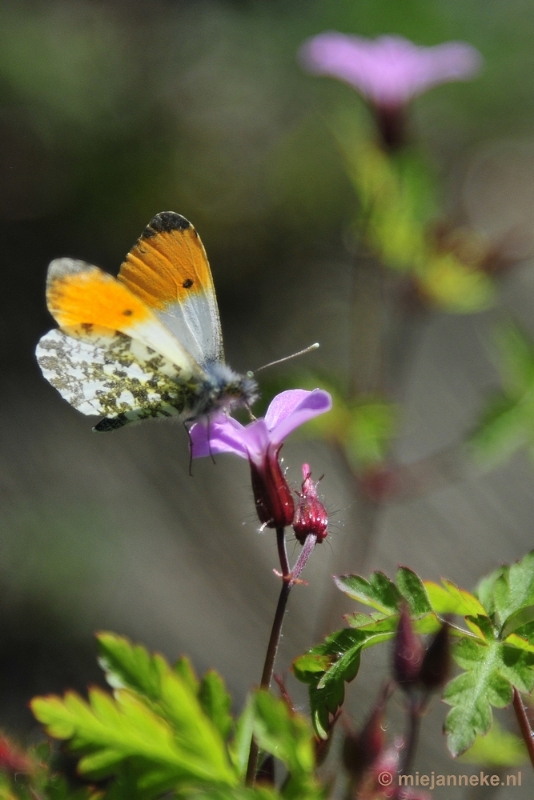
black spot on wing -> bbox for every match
[94,416,127,432]
[142,212,191,239]
[182,278,194,289]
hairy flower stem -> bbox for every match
[246,531,318,785]
[291,533,317,583]
[276,526,290,579]
[246,528,292,785]
[512,688,534,769]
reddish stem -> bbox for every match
[513,688,534,770]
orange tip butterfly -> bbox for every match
[36,212,258,431]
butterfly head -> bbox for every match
[197,362,259,418]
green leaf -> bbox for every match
[173,656,199,694]
[32,650,238,796]
[475,568,503,615]
[252,692,314,776]
[97,631,169,700]
[424,579,487,617]
[97,632,234,752]
[334,572,401,614]
[464,615,496,642]
[492,551,534,628]
[251,692,321,799]
[228,698,254,779]
[396,567,432,614]
[182,788,279,800]
[460,720,527,767]
[293,625,396,739]
[198,671,233,741]
[444,636,534,756]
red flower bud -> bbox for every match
[343,700,386,779]
[249,445,295,529]
[0,737,30,774]
[419,620,451,692]
[393,603,424,690]
[293,464,328,544]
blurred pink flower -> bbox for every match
[299,33,482,108]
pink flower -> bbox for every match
[189,389,332,529]
[299,33,482,108]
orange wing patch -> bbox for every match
[118,211,214,310]
[47,258,152,334]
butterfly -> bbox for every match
[36,211,258,431]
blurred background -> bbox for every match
[3,0,534,795]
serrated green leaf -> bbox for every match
[424,579,487,617]
[252,692,314,776]
[502,605,534,639]
[493,551,534,628]
[183,788,279,800]
[293,626,396,739]
[396,567,431,614]
[504,633,534,653]
[444,636,534,756]
[173,656,199,694]
[464,615,496,642]
[316,645,361,692]
[291,653,331,683]
[32,681,237,793]
[198,672,233,742]
[97,632,168,700]
[251,692,321,799]
[228,698,254,779]
[460,720,527,767]
[475,569,503,616]
[334,572,401,614]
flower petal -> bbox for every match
[299,32,481,106]
[268,389,332,446]
[189,414,249,459]
[264,389,315,430]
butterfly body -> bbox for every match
[36,212,258,431]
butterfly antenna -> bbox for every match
[253,342,320,374]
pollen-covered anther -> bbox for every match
[292,463,328,545]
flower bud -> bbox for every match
[392,603,424,690]
[0,736,30,774]
[249,445,295,529]
[419,620,451,692]
[342,701,386,780]
[293,464,328,544]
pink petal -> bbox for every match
[268,389,332,446]
[299,32,482,106]
[189,414,249,459]
[264,389,314,430]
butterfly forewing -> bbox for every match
[46,257,201,376]
[36,327,200,430]
[118,212,224,366]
